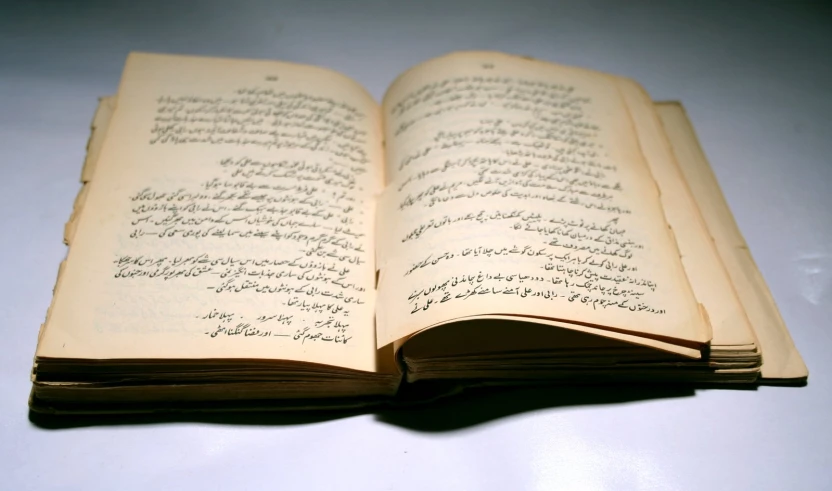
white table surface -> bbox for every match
[2,1,830,489]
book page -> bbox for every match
[375,52,710,348]
[37,53,387,374]
[656,102,807,381]
[611,86,759,351]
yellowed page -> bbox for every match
[613,83,758,349]
[65,96,117,246]
[656,102,808,381]
[375,51,709,348]
[37,53,386,374]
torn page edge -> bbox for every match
[655,101,807,382]
[64,96,115,246]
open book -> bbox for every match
[30,52,807,414]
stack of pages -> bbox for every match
[30,51,807,414]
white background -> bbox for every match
[1,1,830,489]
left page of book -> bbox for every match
[37,53,386,373]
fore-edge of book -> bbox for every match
[655,101,807,382]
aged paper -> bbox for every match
[65,96,116,246]
[38,53,387,373]
[615,82,757,349]
[375,52,709,348]
[656,102,808,381]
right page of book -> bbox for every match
[374,52,711,348]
